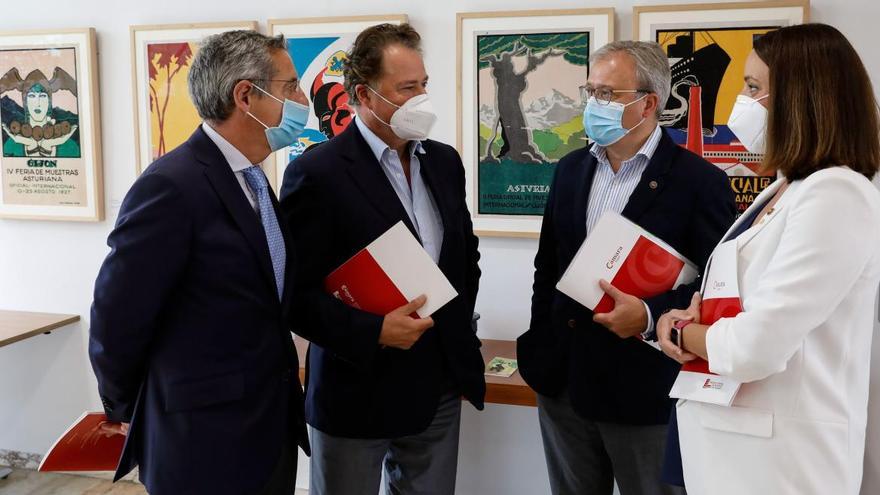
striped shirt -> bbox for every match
[585,125,663,235]
[585,125,663,334]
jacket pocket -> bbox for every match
[697,402,774,438]
[164,370,245,413]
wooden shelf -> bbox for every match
[0,310,80,348]
[295,337,536,407]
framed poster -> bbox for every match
[0,28,103,222]
[634,1,809,215]
[458,9,614,238]
[131,21,258,175]
[268,14,407,189]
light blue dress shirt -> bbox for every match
[354,116,444,263]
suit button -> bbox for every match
[568,319,577,329]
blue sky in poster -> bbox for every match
[287,37,339,78]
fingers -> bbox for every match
[688,291,702,311]
[395,294,427,315]
[414,316,434,331]
[598,279,624,301]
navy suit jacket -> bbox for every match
[517,129,736,425]
[89,127,308,495]
[279,123,485,439]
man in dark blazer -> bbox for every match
[280,24,484,495]
[89,31,310,494]
[517,41,736,495]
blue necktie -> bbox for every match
[242,166,286,300]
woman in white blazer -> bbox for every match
[657,24,880,495]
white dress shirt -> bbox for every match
[202,122,259,212]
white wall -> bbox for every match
[1,0,878,493]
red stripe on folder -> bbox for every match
[595,236,686,314]
[682,297,743,374]
[324,249,409,317]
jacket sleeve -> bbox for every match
[528,163,563,335]
[706,171,880,383]
[88,172,192,423]
[455,152,481,323]
[644,167,736,328]
[280,161,383,369]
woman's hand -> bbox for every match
[658,292,702,364]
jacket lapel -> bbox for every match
[190,127,277,294]
[341,124,421,239]
[417,148,452,255]
[571,151,599,246]
[735,178,797,251]
[621,128,676,223]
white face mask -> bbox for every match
[727,94,769,154]
[366,86,437,141]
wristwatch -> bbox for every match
[671,319,692,349]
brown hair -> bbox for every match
[343,23,421,105]
[754,23,880,181]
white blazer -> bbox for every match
[677,167,880,495]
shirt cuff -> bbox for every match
[640,301,655,340]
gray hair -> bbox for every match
[591,41,671,118]
[188,30,287,122]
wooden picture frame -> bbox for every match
[267,14,407,190]
[457,9,614,238]
[0,28,103,222]
[634,0,809,215]
[130,21,258,176]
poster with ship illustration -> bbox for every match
[634,2,808,215]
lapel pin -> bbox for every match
[649,180,658,190]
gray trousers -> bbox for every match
[309,392,462,495]
[538,391,685,495]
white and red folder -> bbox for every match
[556,211,698,316]
[38,412,124,472]
[669,239,743,406]
[324,221,457,318]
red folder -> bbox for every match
[324,221,457,318]
[38,412,124,472]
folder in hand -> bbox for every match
[324,221,458,318]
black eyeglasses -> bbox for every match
[579,85,652,105]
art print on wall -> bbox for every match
[634,1,809,215]
[269,15,407,188]
[131,22,258,175]
[0,28,103,221]
[458,9,614,237]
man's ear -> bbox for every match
[355,83,371,108]
[232,80,254,113]
[643,93,660,118]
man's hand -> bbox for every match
[592,280,649,338]
[378,295,434,350]
[658,292,701,364]
[98,421,129,437]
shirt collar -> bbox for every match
[354,114,425,163]
[201,122,255,172]
[590,124,662,166]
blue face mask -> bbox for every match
[582,95,648,146]
[247,83,309,152]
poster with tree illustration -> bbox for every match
[0,28,103,221]
[458,10,614,237]
[131,22,257,175]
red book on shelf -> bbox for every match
[38,412,124,472]
[324,221,457,319]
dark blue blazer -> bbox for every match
[89,127,308,495]
[279,123,485,439]
[517,129,736,425]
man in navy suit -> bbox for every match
[517,41,736,495]
[89,31,310,494]
[279,23,484,495]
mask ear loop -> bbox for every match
[363,85,400,130]
[246,82,282,129]
[624,93,650,134]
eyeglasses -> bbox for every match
[250,78,301,95]
[579,85,651,105]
